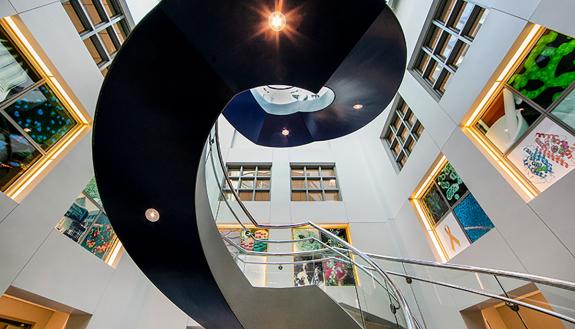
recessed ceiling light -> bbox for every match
[145,208,160,222]
[269,11,286,32]
[353,103,364,110]
[281,128,290,136]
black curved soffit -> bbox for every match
[93,0,396,328]
[223,6,406,147]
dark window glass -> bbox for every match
[383,98,424,170]
[423,185,450,223]
[412,0,487,97]
[0,117,41,190]
[0,32,40,104]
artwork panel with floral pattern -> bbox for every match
[320,228,355,286]
[80,213,118,259]
[508,30,575,109]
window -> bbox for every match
[382,97,425,170]
[61,0,131,75]
[465,26,575,197]
[223,164,271,201]
[290,164,340,201]
[55,177,122,265]
[292,225,355,287]
[0,24,83,195]
[411,0,487,97]
[412,156,494,261]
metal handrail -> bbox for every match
[364,252,575,292]
[209,122,417,329]
[208,121,575,327]
[224,238,575,324]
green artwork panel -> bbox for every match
[5,84,76,150]
[423,184,450,223]
[83,176,103,207]
[508,30,575,109]
[293,228,322,251]
[436,163,468,206]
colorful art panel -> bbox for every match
[292,227,322,251]
[435,213,471,259]
[80,212,118,260]
[453,194,494,243]
[240,228,269,252]
[507,117,575,192]
[294,256,324,287]
[436,163,468,206]
[508,30,575,109]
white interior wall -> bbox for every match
[0,2,189,329]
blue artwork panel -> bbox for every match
[453,193,494,243]
[5,84,76,150]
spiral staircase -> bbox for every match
[92,0,575,328]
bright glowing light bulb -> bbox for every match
[353,103,364,110]
[145,208,160,222]
[269,11,286,32]
[281,128,290,136]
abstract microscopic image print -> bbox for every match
[508,30,575,109]
[5,85,77,150]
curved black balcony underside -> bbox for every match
[93,0,405,328]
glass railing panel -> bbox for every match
[354,256,403,329]
[495,276,575,327]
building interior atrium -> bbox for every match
[0,0,574,328]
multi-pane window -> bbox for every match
[382,97,424,170]
[61,0,131,75]
[0,26,78,192]
[55,177,121,264]
[468,27,575,194]
[290,164,340,201]
[412,0,487,97]
[223,164,271,201]
[414,157,494,260]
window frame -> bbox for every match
[381,96,425,172]
[290,163,341,201]
[223,163,272,202]
[0,19,90,200]
[411,155,494,262]
[463,25,575,199]
[61,0,132,74]
[409,0,487,99]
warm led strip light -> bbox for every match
[1,17,91,201]
[411,155,448,263]
[106,241,123,266]
[463,24,544,201]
